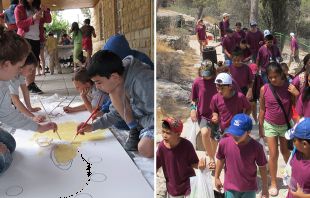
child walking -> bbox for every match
[191,60,218,170]
[45,32,62,74]
[210,73,251,133]
[215,113,268,198]
[258,62,293,196]
[295,67,310,118]
[9,52,45,123]
[157,117,206,198]
[0,28,57,175]
[285,118,310,198]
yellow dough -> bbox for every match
[53,144,78,163]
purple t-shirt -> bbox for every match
[287,151,310,198]
[290,37,299,51]
[210,91,251,130]
[219,20,230,38]
[295,93,310,117]
[233,30,246,44]
[263,83,292,125]
[256,45,281,71]
[292,72,305,92]
[195,25,207,41]
[229,64,253,88]
[191,77,217,120]
[241,47,252,61]
[156,138,199,196]
[222,36,237,54]
[246,30,264,56]
[216,135,267,192]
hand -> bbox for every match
[259,41,264,45]
[190,110,197,122]
[37,122,58,133]
[198,157,206,170]
[215,178,223,191]
[40,5,47,11]
[0,143,9,154]
[63,106,75,113]
[91,111,102,121]
[80,87,90,97]
[288,84,300,96]
[77,122,93,135]
[259,124,265,138]
[290,183,306,198]
[246,89,253,100]
[32,115,46,123]
[28,107,41,112]
[33,12,42,21]
[211,115,219,124]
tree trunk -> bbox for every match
[197,5,204,20]
[0,0,3,13]
[250,0,259,23]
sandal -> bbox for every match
[208,161,216,170]
[268,187,278,197]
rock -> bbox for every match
[157,79,191,105]
[157,35,182,50]
[157,14,185,33]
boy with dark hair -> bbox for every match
[285,118,310,198]
[77,50,154,158]
[215,114,268,198]
[157,117,206,197]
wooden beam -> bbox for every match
[0,0,3,13]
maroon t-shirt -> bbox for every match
[295,93,310,117]
[219,20,230,38]
[256,45,281,71]
[191,77,217,120]
[222,36,237,54]
[156,138,199,196]
[81,25,95,38]
[233,30,246,44]
[229,64,253,88]
[287,151,310,198]
[195,25,207,41]
[241,47,252,61]
[210,91,251,130]
[263,83,292,125]
[245,30,264,56]
[217,135,267,192]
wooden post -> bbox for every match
[0,0,3,13]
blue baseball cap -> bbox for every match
[226,114,253,136]
[285,118,310,140]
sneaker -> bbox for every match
[124,126,142,151]
[28,82,43,94]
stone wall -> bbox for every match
[91,0,153,60]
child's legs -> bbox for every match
[279,136,290,163]
[199,119,216,161]
[251,101,257,122]
[138,127,154,158]
[49,52,55,74]
[53,50,61,73]
[266,136,279,187]
[0,129,16,153]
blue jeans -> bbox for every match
[261,71,268,84]
[225,190,256,198]
[0,128,16,174]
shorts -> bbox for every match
[82,37,93,51]
[40,41,45,50]
[225,190,256,198]
[198,118,221,140]
[167,193,188,198]
[263,120,293,137]
[139,126,154,140]
[0,128,16,175]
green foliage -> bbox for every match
[45,12,70,38]
[81,8,91,19]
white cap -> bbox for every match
[223,13,230,17]
[264,29,271,37]
[214,73,232,85]
[290,32,295,37]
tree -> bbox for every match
[45,12,70,38]
[250,0,259,23]
[81,8,91,19]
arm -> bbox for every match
[42,8,51,23]
[191,157,206,170]
[20,84,41,112]
[11,94,34,118]
[214,159,224,191]
[258,86,266,138]
[14,5,36,29]
[291,184,310,198]
[259,166,269,197]
[80,89,93,113]
[63,104,87,113]
[92,28,96,38]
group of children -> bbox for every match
[158,15,310,198]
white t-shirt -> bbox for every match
[24,9,40,41]
[9,75,26,96]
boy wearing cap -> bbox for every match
[157,117,206,198]
[219,13,230,40]
[191,60,218,169]
[245,21,264,62]
[285,118,310,198]
[289,32,300,66]
[210,73,251,133]
[215,114,268,198]
[222,28,237,61]
[256,34,282,83]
